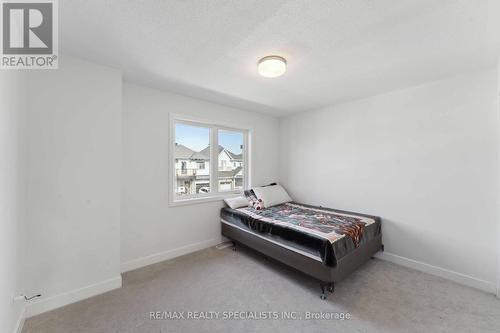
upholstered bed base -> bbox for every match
[221,219,383,298]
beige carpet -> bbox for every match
[23,245,500,333]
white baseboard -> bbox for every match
[25,276,122,318]
[121,238,221,273]
[13,306,25,333]
[375,251,497,294]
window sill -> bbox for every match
[169,191,242,207]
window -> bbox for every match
[170,116,249,204]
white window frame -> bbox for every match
[169,113,251,206]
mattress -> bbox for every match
[221,202,381,267]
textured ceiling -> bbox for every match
[60,0,500,116]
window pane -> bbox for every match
[174,123,210,196]
[218,130,244,192]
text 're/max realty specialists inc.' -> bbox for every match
[149,311,352,321]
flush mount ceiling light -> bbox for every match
[258,56,287,78]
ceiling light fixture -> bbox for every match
[258,56,287,78]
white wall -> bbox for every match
[22,56,122,316]
[121,82,279,271]
[280,68,498,293]
[0,72,25,333]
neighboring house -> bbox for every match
[174,143,243,194]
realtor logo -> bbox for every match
[1,0,58,69]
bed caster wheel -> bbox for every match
[319,282,330,299]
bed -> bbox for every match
[221,201,383,299]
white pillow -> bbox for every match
[252,185,292,208]
[224,196,249,209]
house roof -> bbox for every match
[190,151,209,160]
[197,145,215,159]
[199,145,242,161]
[174,143,195,159]
[176,144,242,161]
[227,151,242,161]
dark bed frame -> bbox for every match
[221,220,383,299]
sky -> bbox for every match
[175,124,243,154]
